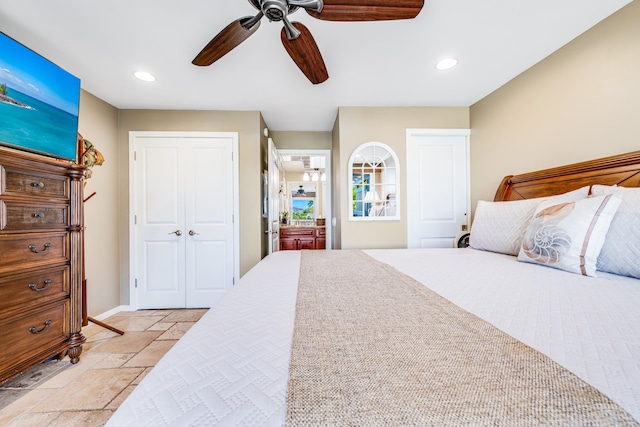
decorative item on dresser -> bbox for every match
[0,146,86,384]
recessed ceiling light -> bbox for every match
[134,71,156,82]
[435,58,458,71]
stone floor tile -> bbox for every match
[0,388,52,425]
[92,353,135,369]
[0,389,29,411]
[157,322,196,340]
[162,309,208,322]
[132,367,153,385]
[101,315,167,332]
[123,340,177,368]
[90,331,162,354]
[147,322,175,331]
[82,326,120,343]
[109,309,174,317]
[37,353,110,389]
[34,368,143,412]
[4,411,60,427]
[49,410,114,426]
[106,385,136,410]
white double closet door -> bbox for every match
[131,132,238,309]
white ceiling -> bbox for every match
[0,0,631,131]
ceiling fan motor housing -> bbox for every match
[262,0,296,21]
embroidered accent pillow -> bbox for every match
[517,194,621,276]
[469,186,590,256]
[591,185,640,279]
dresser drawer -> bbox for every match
[0,232,69,273]
[281,227,315,237]
[0,166,68,199]
[0,300,69,370]
[0,266,70,315]
[0,200,69,231]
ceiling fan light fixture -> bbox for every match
[134,71,156,82]
[435,58,458,71]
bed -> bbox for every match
[107,151,640,426]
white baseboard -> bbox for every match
[91,305,133,321]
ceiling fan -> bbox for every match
[192,0,424,84]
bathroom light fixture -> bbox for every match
[435,58,458,70]
[303,172,310,181]
[134,71,156,82]
[311,172,319,182]
[321,172,326,181]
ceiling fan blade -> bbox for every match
[281,22,329,84]
[192,16,261,66]
[307,0,423,21]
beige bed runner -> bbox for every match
[286,250,638,426]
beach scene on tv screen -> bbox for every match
[0,33,80,160]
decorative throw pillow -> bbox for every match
[469,186,590,256]
[517,194,621,276]
[591,185,640,279]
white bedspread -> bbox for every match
[107,249,640,426]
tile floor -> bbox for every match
[0,309,207,426]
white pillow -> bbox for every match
[517,194,621,276]
[469,186,590,256]
[591,185,640,279]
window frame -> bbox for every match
[348,141,400,221]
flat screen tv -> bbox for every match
[0,31,80,161]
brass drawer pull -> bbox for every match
[28,279,52,292]
[33,212,45,219]
[31,181,45,188]
[28,243,51,253]
[29,320,52,334]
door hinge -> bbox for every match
[135,278,138,288]
[134,215,137,225]
[232,277,235,286]
[133,151,136,161]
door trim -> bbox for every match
[128,131,240,310]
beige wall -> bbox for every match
[77,90,120,316]
[470,0,640,215]
[117,109,263,305]
[270,131,332,150]
[336,107,470,249]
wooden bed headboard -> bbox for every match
[494,150,640,201]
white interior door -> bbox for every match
[406,129,470,248]
[184,140,234,307]
[267,138,280,254]
[132,133,237,309]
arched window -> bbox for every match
[348,142,400,221]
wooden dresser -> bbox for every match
[280,226,326,250]
[0,147,85,384]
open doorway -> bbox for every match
[278,149,332,250]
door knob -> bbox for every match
[189,230,199,236]
[169,230,182,236]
